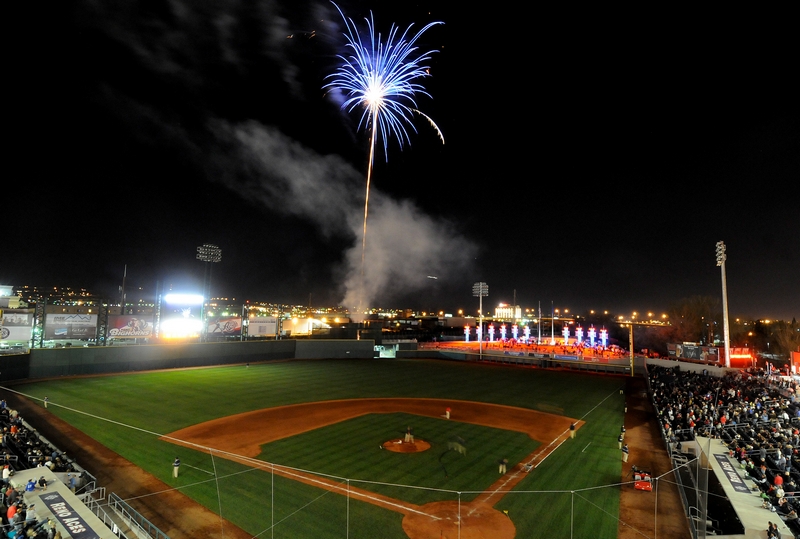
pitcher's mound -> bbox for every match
[382,439,431,453]
[403,501,515,539]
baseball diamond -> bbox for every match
[166,399,577,539]
[4,357,688,539]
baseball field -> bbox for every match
[7,357,652,538]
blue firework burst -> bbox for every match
[324,3,444,158]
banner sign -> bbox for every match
[668,343,720,363]
[553,354,579,361]
[206,317,242,335]
[44,314,98,340]
[248,317,277,337]
[107,316,154,339]
[713,454,751,493]
[41,491,101,538]
[0,310,33,341]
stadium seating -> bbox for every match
[648,365,800,536]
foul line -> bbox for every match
[183,463,214,475]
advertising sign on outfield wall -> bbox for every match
[206,317,242,335]
[667,343,720,363]
[107,315,154,339]
[0,309,34,341]
[247,317,278,337]
[44,313,99,340]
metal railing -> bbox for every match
[108,492,170,539]
[83,491,132,539]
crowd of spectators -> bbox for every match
[649,365,800,537]
[422,340,628,359]
[0,399,76,538]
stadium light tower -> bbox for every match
[473,282,488,360]
[715,241,731,368]
[196,243,222,341]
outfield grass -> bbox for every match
[12,358,627,538]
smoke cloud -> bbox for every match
[210,119,476,310]
[62,0,476,309]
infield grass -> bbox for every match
[258,412,539,504]
[10,358,627,538]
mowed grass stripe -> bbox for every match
[496,377,623,539]
[241,474,382,538]
[21,360,622,430]
[190,456,409,539]
[257,413,539,504]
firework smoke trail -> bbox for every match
[324,2,444,311]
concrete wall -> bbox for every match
[294,339,374,359]
[1,339,374,381]
[3,343,717,383]
[645,357,734,377]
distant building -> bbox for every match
[0,285,21,309]
[439,316,474,328]
[494,303,521,322]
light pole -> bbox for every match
[120,264,127,315]
[627,323,635,376]
[538,301,542,344]
[196,243,222,341]
[241,303,248,342]
[472,282,488,360]
[715,241,731,368]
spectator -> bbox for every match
[6,486,18,506]
[24,503,36,524]
[7,502,17,522]
[767,520,782,538]
[774,471,784,489]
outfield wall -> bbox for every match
[645,357,735,376]
[0,339,375,381]
[0,342,733,383]
[294,339,371,359]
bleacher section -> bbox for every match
[0,400,139,538]
[648,364,800,538]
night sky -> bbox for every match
[8,1,799,320]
